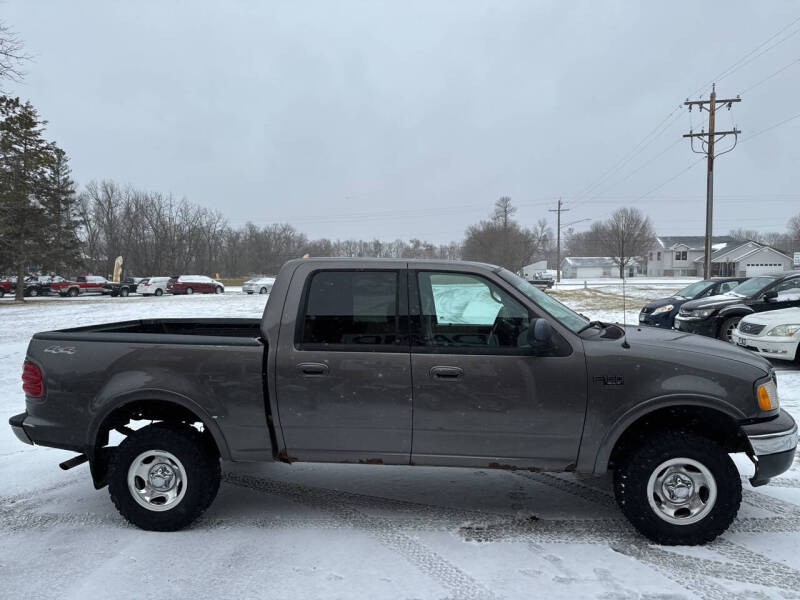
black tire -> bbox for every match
[259,287,267,295]
[0,288,4,298]
[614,430,741,545]
[185,287,193,295]
[29,287,38,297]
[108,423,221,531]
[155,288,163,296]
[718,316,741,342]
[215,286,223,294]
[68,287,79,297]
[120,287,129,297]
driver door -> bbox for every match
[408,269,587,471]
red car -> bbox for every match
[0,279,13,297]
[50,276,110,297]
[167,275,225,295]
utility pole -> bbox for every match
[549,198,569,282]
[684,84,741,278]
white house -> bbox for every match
[521,260,548,279]
[696,240,793,277]
[560,257,643,279]
[646,236,740,277]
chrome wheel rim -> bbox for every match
[259,287,267,294]
[647,457,717,525]
[723,319,739,342]
[127,450,187,512]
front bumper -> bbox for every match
[732,331,799,361]
[639,310,676,329]
[742,410,798,486]
[674,315,719,337]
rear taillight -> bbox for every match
[22,361,43,397]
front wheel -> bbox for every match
[214,286,223,294]
[155,288,163,296]
[68,287,79,297]
[108,423,221,531]
[29,287,38,297]
[120,287,129,297]
[718,316,741,342]
[259,287,268,295]
[614,430,741,545]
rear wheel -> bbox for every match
[108,423,220,531]
[0,288,4,298]
[155,288,163,296]
[120,287,129,297]
[68,287,79,297]
[29,287,38,297]
[185,287,193,295]
[718,316,741,342]
[614,430,740,545]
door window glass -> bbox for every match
[773,278,800,300]
[298,271,402,349]
[415,271,539,352]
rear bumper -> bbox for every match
[9,412,33,445]
[742,410,798,486]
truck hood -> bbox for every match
[622,324,772,373]
[741,306,800,326]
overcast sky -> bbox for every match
[4,1,800,243]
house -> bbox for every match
[696,240,793,277]
[560,257,643,279]
[646,236,793,277]
[647,236,740,277]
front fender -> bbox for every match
[718,304,753,318]
[589,394,746,474]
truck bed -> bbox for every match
[34,318,263,345]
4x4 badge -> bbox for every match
[593,375,624,386]
[43,345,76,355]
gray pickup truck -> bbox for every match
[9,258,798,544]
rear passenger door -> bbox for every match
[275,266,412,464]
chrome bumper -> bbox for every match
[748,423,798,456]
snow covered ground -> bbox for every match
[1,289,799,599]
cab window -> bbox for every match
[297,270,404,350]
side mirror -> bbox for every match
[763,290,778,302]
[528,318,553,345]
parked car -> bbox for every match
[0,278,13,297]
[526,272,554,290]
[51,275,110,297]
[167,275,224,295]
[9,258,797,545]
[639,278,745,329]
[674,272,800,342]
[242,276,275,295]
[104,277,144,297]
[140,277,170,296]
[733,307,800,362]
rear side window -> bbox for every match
[297,270,405,350]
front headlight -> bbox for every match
[766,324,800,337]
[690,308,715,319]
[652,304,674,315]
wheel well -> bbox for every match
[608,405,750,470]
[91,399,221,489]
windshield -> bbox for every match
[499,269,588,333]
[730,276,776,297]
[675,281,712,298]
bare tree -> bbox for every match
[462,198,539,272]
[0,22,29,89]
[595,207,655,278]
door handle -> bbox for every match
[297,362,329,376]
[429,366,463,380]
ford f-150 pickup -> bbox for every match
[9,258,798,544]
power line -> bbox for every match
[741,56,800,94]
